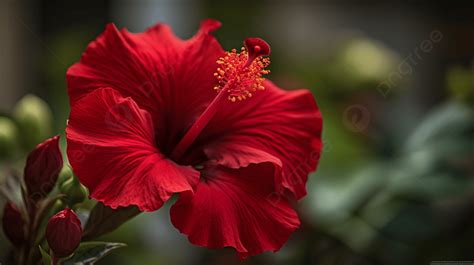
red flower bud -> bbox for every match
[2,202,26,246]
[24,135,63,200]
[46,208,82,258]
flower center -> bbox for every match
[170,38,271,161]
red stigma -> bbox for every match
[245,38,271,57]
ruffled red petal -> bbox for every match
[67,19,224,153]
[66,88,199,211]
[199,80,323,200]
[170,163,300,259]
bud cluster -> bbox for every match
[2,134,86,264]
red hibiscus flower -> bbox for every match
[66,19,322,259]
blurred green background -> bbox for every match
[1,0,474,264]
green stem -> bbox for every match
[23,195,64,265]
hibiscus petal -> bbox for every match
[203,144,282,169]
[67,19,224,153]
[66,87,199,212]
[170,163,300,259]
[199,80,323,200]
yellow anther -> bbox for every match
[213,46,270,102]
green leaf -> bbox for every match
[404,101,474,152]
[39,245,51,265]
[61,242,126,265]
[82,203,140,240]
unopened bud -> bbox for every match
[51,198,66,214]
[58,165,73,185]
[2,202,26,246]
[24,135,63,201]
[59,175,88,206]
[46,208,82,258]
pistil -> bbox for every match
[170,38,271,161]
[170,86,227,161]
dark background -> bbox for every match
[1,0,474,264]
